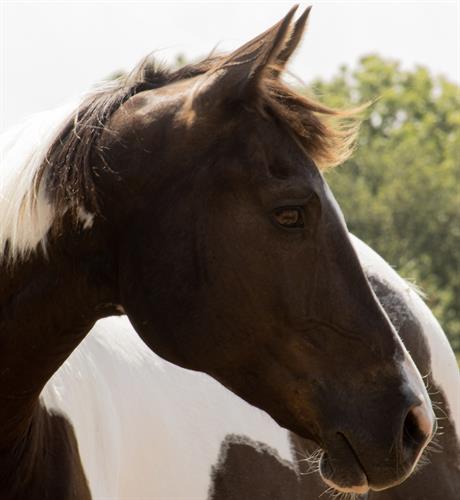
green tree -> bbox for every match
[311,55,460,352]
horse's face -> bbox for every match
[100,8,434,495]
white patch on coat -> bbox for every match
[0,102,76,263]
[351,234,460,442]
[41,316,294,499]
[76,206,95,229]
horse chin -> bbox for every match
[319,449,370,495]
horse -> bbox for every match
[0,5,451,498]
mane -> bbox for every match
[262,74,361,170]
[0,54,361,264]
[0,102,77,263]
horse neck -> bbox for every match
[0,226,119,447]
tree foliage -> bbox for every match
[310,55,459,352]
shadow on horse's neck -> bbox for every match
[0,218,120,447]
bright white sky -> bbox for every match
[1,0,459,132]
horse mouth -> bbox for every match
[318,434,370,495]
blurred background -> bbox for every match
[1,1,459,355]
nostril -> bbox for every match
[411,404,434,438]
[402,404,432,457]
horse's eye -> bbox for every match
[273,207,304,229]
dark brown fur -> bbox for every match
[0,403,91,500]
[0,217,117,498]
[207,274,460,500]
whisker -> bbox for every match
[320,486,335,498]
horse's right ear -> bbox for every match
[187,5,307,115]
[272,6,311,77]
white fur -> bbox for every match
[0,103,76,262]
[42,316,294,499]
[351,235,460,441]
[77,206,95,229]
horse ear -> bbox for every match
[272,6,311,77]
[189,5,301,111]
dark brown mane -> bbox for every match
[37,57,172,225]
[38,54,361,230]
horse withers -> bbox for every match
[0,6,439,498]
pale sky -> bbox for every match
[1,0,459,132]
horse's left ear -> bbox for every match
[188,5,310,113]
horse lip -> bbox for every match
[319,433,370,494]
[337,432,369,481]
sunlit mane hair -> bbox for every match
[1,54,362,263]
[263,74,362,170]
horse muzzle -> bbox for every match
[318,395,435,494]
